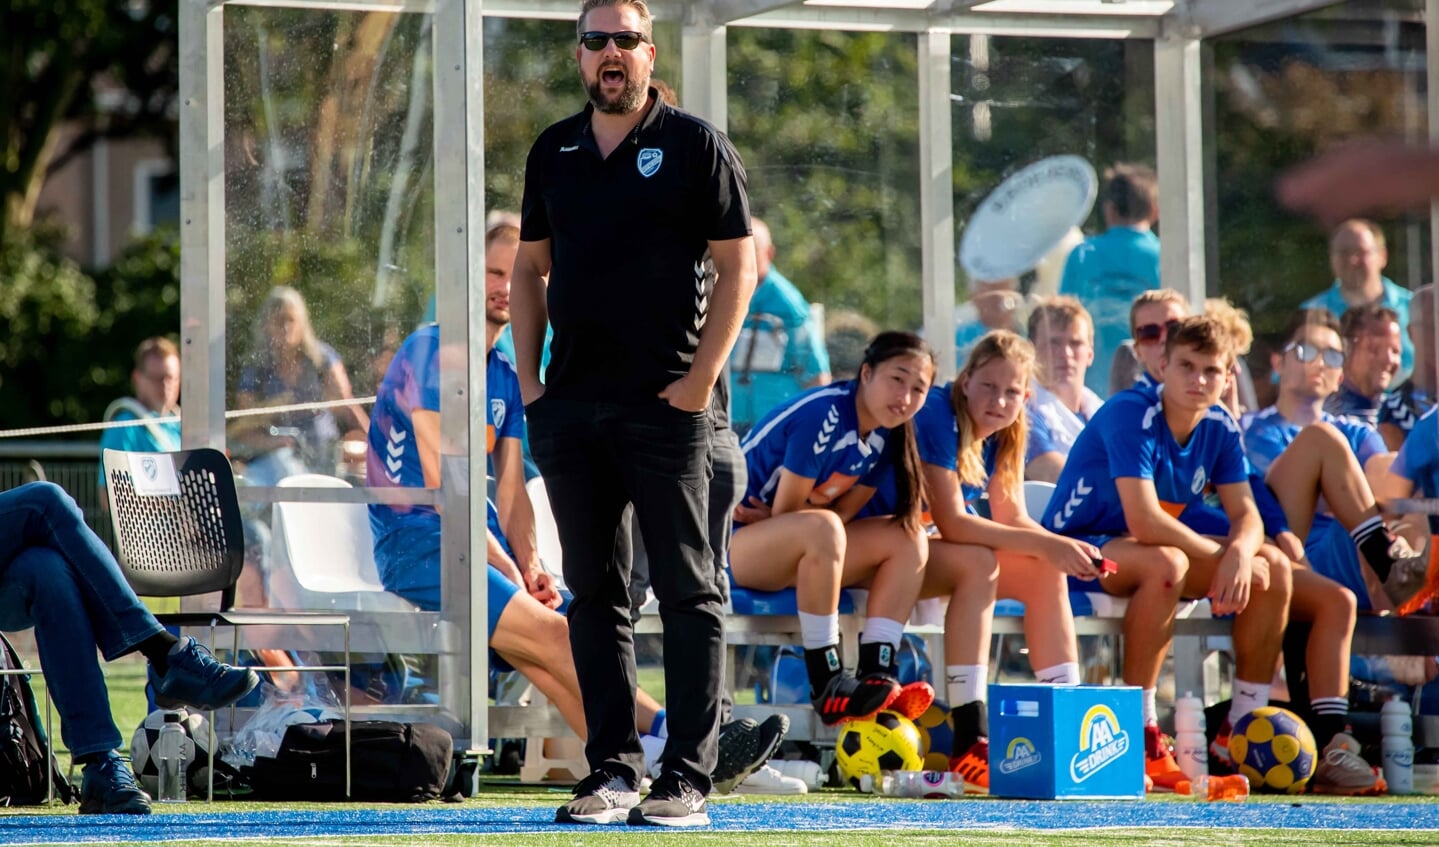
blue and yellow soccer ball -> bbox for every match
[836,710,925,789]
[914,699,955,770]
[1228,706,1318,794]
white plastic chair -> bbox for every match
[524,476,566,589]
[1022,479,1056,520]
[270,474,418,613]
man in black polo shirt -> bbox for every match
[510,0,757,829]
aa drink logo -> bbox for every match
[1068,705,1130,783]
[998,737,1042,774]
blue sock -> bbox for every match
[651,709,667,738]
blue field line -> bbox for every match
[2,800,1438,843]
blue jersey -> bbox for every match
[859,383,997,518]
[1245,407,1385,477]
[1324,380,1383,428]
[486,348,526,452]
[1379,379,1434,437]
[1393,407,1439,498]
[740,380,893,513]
[1042,386,1249,537]
[368,325,443,540]
[368,325,526,541]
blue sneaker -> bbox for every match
[79,752,151,815]
[150,636,260,711]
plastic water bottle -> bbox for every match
[155,711,188,803]
[1382,697,1414,795]
[1177,773,1249,801]
[1174,691,1208,782]
[872,770,964,798]
[771,759,825,790]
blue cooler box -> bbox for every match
[988,684,1144,799]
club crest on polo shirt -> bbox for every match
[637,148,663,178]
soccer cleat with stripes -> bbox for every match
[948,739,990,795]
[888,680,936,721]
[811,671,900,726]
[1311,732,1387,796]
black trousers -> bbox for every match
[527,396,724,792]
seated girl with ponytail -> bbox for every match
[730,331,936,726]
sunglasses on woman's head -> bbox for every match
[1284,341,1344,369]
[579,30,648,51]
[1134,319,1181,345]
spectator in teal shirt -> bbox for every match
[1059,163,1161,399]
[98,337,182,502]
[730,218,830,432]
[1302,218,1413,383]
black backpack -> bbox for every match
[0,633,75,806]
[248,719,452,802]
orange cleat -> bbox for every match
[889,681,936,721]
[1144,725,1186,793]
[949,739,990,795]
[1396,536,1439,616]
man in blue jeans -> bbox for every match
[0,482,259,815]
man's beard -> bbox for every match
[585,69,649,115]
[487,307,510,327]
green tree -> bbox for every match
[0,0,178,243]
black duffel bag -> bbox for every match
[250,720,452,802]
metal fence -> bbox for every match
[0,441,115,552]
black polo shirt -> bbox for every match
[519,92,751,402]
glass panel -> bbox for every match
[224,7,436,488]
[1213,0,1427,413]
[221,8,453,724]
[728,28,920,430]
[951,35,1156,401]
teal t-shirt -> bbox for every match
[1059,226,1161,400]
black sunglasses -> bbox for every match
[579,30,648,51]
[1284,341,1344,369]
[1134,318,1181,345]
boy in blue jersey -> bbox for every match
[1042,316,1293,790]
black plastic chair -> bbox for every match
[101,447,352,799]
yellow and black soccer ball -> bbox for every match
[836,709,925,790]
[1228,706,1318,794]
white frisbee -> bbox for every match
[959,155,1099,282]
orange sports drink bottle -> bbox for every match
[1176,774,1249,801]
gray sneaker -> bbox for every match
[1311,732,1385,796]
[556,770,639,824]
[628,771,710,827]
